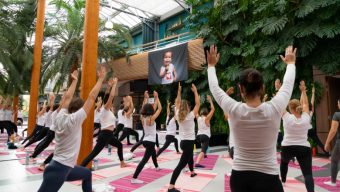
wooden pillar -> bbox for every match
[13,96,19,125]
[77,0,100,167]
[27,0,46,135]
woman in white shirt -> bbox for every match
[81,78,127,168]
[280,83,314,192]
[38,68,106,192]
[195,95,215,168]
[119,96,139,144]
[93,98,102,138]
[131,91,162,184]
[167,83,199,192]
[157,101,180,157]
[207,45,296,192]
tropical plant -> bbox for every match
[40,0,132,92]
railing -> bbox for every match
[127,32,196,55]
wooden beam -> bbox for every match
[77,0,100,167]
[27,0,46,135]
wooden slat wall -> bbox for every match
[108,39,205,81]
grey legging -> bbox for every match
[38,160,92,192]
[331,140,340,183]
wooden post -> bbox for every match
[13,96,19,125]
[27,0,46,135]
[77,0,100,167]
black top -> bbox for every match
[332,112,340,140]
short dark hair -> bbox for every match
[119,104,124,110]
[46,106,51,112]
[141,103,154,116]
[163,50,172,58]
[239,68,264,99]
[200,107,209,116]
[68,97,84,113]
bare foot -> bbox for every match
[120,161,128,168]
[38,164,45,171]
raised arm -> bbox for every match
[49,93,55,111]
[270,46,297,114]
[205,95,215,122]
[311,85,315,114]
[37,100,47,117]
[151,91,162,121]
[104,78,118,110]
[61,70,79,109]
[207,45,238,114]
[191,84,200,117]
[125,96,134,118]
[142,91,149,107]
[175,82,182,110]
[82,67,107,114]
[299,83,309,114]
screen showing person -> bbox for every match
[159,51,177,84]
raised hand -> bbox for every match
[207,95,212,103]
[71,70,78,80]
[226,87,234,96]
[191,84,197,93]
[207,45,220,67]
[178,82,182,92]
[263,94,268,102]
[112,77,118,85]
[275,79,281,91]
[49,92,55,101]
[144,91,149,99]
[108,78,114,87]
[280,45,297,64]
[154,91,159,100]
[97,66,107,80]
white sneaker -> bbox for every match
[131,178,144,184]
[324,181,336,187]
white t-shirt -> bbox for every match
[282,112,311,147]
[124,114,133,128]
[143,117,157,142]
[94,108,101,123]
[197,116,211,137]
[160,63,175,84]
[208,64,296,175]
[44,111,53,128]
[166,116,177,136]
[18,111,23,118]
[176,110,196,140]
[53,108,87,167]
[0,110,4,121]
[117,109,124,125]
[100,108,116,131]
[37,113,46,126]
[4,109,12,121]
[49,110,58,132]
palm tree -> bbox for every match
[40,0,132,92]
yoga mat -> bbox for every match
[314,177,340,192]
[98,158,113,164]
[225,174,231,192]
[16,153,27,158]
[194,154,219,170]
[312,157,330,166]
[221,156,233,166]
[0,151,10,156]
[134,149,173,158]
[157,152,181,161]
[158,170,217,192]
[277,158,326,171]
[93,163,137,178]
[109,168,172,192]
[26,167,43,174]
[69,174,105,186]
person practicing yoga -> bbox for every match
[207,45,296,192]
[131,90,162,184]
[167,83,199,192]
[81,77,127,168]
[195,95,215,168]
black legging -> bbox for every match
[118,127,139,144]
[130,131,159,153]
[22,125,44,144]
[280,145,314,192]
[196,134,210,154]
[81,130,123,167]
[31,130,55,158]
[308,128,327,153]
[157,135,179,157]
[170,140,194,185]
[93,123,101,138]
[133,141,158,179]
[230,170,284,192]
[113,123,124,138]
[44,153,54,165]
[24,127,49,148]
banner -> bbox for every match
[148,43,188,85]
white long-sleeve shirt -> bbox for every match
[208,64,296,175]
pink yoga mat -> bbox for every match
[16,153,27,158]
[0,151,10,155]
[69,174,105,186]
[26,167,43,174]
[225,174,231,192]
[94,163,137,178]
[277,158,326,171]
[314,177,340,192]
[134,149,172,158]
[109,168,172,192]
[194,154,219,170]
[98,158,113,164]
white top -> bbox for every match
[166,116,177,136]
[229,125,234,148]
[37,113,46,126]
[197,116,211,137]
[4,110,12,121]
[124,114,133,128]
[176,110,196,140]
[44,111,53,128]
[49,110,58,131]
[117,109,124,124]
[160,63,175,84]
[143,118,157,142]
[208,64,296,175]
[100,108,116,131]
[53,108,87,167]
[0,110,4,121]
[282,112,311,147]
[94,108,101,123]
[18,110,22,118]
